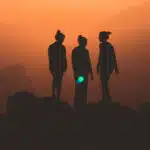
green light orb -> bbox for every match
[76,76,85,84]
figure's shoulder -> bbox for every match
[72,47,78,53]
[107,42,114,48]
[100,42,104,46]
[48,44,51,49]
[85,48,89,52]
[62,44,66,49]
[84,48,89,54]
[48,42,56,49]
[99,43,105,48]
[48,45,51,53]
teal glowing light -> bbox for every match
[76,76,85,84]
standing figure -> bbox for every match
[48,30,67,100]
[72,35,93,108]
[97,31,119,101]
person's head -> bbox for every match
[78,35,87,48]
[99,31,111,42]
[55,30,65,44]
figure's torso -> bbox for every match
[99,42,114,75]
[72,47,90,75]
[48,42,66,73]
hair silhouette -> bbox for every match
[48,30,67,100]
[78,35,87,47]
[55,30,65,44]
[72,35,93,108]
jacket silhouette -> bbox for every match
[97,31,119,101]
[72,35,93,107]
[48,30,67,99]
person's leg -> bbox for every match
[52,74,56,97]
[74,81,78,107]
[73,74,78,108]
[105,80,111,101]
[84,83,88,105]
[100,73,107,101]
[83,75,88,105]
[56,73,63,99]
[105,75,112,101]
[74,77,83,108]
[101,79,106,101]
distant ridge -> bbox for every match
[103,1,150,30]
[0,64,34,113]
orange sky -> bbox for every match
[0,0,148,42]
[0,0,150,112]
[0,0,148,26]
[0,0,148,47]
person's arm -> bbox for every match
[72,50,76,71]
[71,50,76,78]
[97,45,101,73]
[63,47,67,72]
[112,46,119,74]
[87,51,93,80]
[48,46,52,72]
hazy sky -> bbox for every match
[1,0,149,49]
[0,0,150,113]
[1,0,148,24]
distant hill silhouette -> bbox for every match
[104,1,150,30]
[0,64,34,113]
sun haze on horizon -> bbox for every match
[0,0,150,113]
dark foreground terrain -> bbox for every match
[1,91,150,150]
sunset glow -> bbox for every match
[0,0,150,113]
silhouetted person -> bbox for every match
[97,31,119,101]
[48,30,67,100]
[72,35,93,108]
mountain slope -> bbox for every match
[104,1,150,30]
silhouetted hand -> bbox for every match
[115,68,119,75]
[51,71,55,76]
[91,74,94,80]
[96,65,99,74]
[73,73,76,79]
[64,68,67,73]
